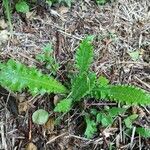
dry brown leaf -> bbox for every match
[0,30,9,44]
[10,38,20,46]
[0,19,8,29]
[18,101,29,114]
[132,106,145,118]
[25,142,37,150]
[53,95,60,106]
[26,11,36,20]
[18,93,26,102]
[58,6,69,15]
[44,117,55,133]
[102,128,118,138]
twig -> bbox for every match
[130,126,136,149]
[117,61,149,66]
[86,102,117,106]
[57,30,83,40]
[46,132,68,144]
[134,76,150,89]
[0,123,8,150]
[139,134,142,150]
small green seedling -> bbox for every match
[36,43,59,75]
[84,107,127,138]
[128,50,140,61]
[15,1,29,13]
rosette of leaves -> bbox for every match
[54,36,96,112]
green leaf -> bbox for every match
[101,114,113,127]
[96,76,110,99]
[42,43,53,53]
[15,1,29,13]
[91,77,110,100]
[0,61,3,69]
[90,109,98,115]
[92,83,150,105]
[124,114,138,128]
[32,109,49,125]
[136,127,150,138]
[75,36,94,74]
[96,112,103,123]
[109,85,150,105]
[71,72,96,101]
[0,59,67,95]
[36,43,53,62]
[96,113,113,127]
[85,116,97,138]
[98,76,109,87]
[54,99,72,113]
[36,54,46,62]
[36,43,59,75]
[46,0,53,6]
[107,107,127,117]
[96,107,126,127]
[128,51,140,61]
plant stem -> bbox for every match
[3,0,13,34]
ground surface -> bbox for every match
[0,0,150,149]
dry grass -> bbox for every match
[0,0,150,149]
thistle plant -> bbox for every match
[0,36,150,138]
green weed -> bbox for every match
[0,36,150,139]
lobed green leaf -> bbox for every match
[71,72,96,101]
[96,112,113,127]
[124,114,138,129]
[85,116,97,138]
[54,98,72,113]
[75,36,94,74]
[0,59,67,95]
[109,85,150,105]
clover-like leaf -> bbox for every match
[32,109,49,125]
